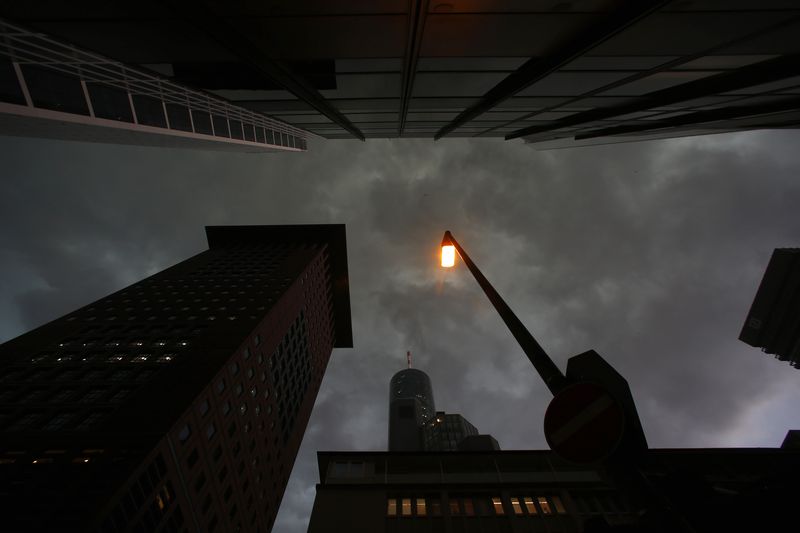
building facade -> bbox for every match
[389,369,436,451]
[422,412,479,452]
[740,248,800,368]
[307,444,800,533]
[0,19,310,152]
[389,368,495,453]
[2,2,799,146]
[0,224,352,533]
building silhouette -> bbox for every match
[388,367,496,452]
[388,368,436,451]
[0,224,352,532]
[307,439,800,533]
[740,248,800,368]
[2,2,799,146]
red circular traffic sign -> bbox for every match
[544,382,625,464]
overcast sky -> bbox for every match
[1,131,799,532]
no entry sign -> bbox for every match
[544,381,625,464]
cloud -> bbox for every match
[1,131,799,533]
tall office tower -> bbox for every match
[388,368,435,451]
[740,248,800,368]
[0,19,309,152]
[388,368,496,452]
[0,225,352,533]
[2,2,798,145]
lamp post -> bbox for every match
[440,230,568,396]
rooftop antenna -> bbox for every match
[407,350,412,369]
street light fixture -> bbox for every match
[439,230,648,465]
[440,230,567,395]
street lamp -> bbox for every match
[439,230,648,465]
[440,230,567,396]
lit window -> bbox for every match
[449,499,460,516]
[524,497,537,514]
[387,498,398,516]
[492,497,504,515]
[430,499,442,516]
[416,498,426,516]
[463,498,475,516]
[402,498,412,516]
[538,497,552,515]
[552,495,566,514]
[510,497,523,515]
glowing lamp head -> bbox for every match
[441,245,455,267]
[441,231,456,267]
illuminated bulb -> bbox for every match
[441,245,456,268]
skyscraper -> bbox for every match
[740,248,800,368]
[388,368,436,451]
[0,224,352,532]
[388,367,496,452]
[2,1,798,145]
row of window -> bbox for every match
[1,61,306,150]
[387,495,566,518]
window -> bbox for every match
[463,498,475,516]
[524,497,537,514]
[510,497,523,515]
[222,401,231,416]
[387,498,397,516]
[43,413,72,431]
[430,499,442,516]
[492,497,504,515]
[230,362,239,375]
[199,400,210,417]
[216,379,225,394]
[552,495,566,514]
[235,383,243,396]
[538,496,552,515]
[195,472,207,492]
[449,499,460,516]
[401,498,412,516]
[186,449,198,468]
[206,423,216,440]
[178,424,191,442]
[416,498,426,516]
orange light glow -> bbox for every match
[441,245,455,267]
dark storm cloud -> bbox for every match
[1,131,799,532]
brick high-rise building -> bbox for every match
[0,224,352,533]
